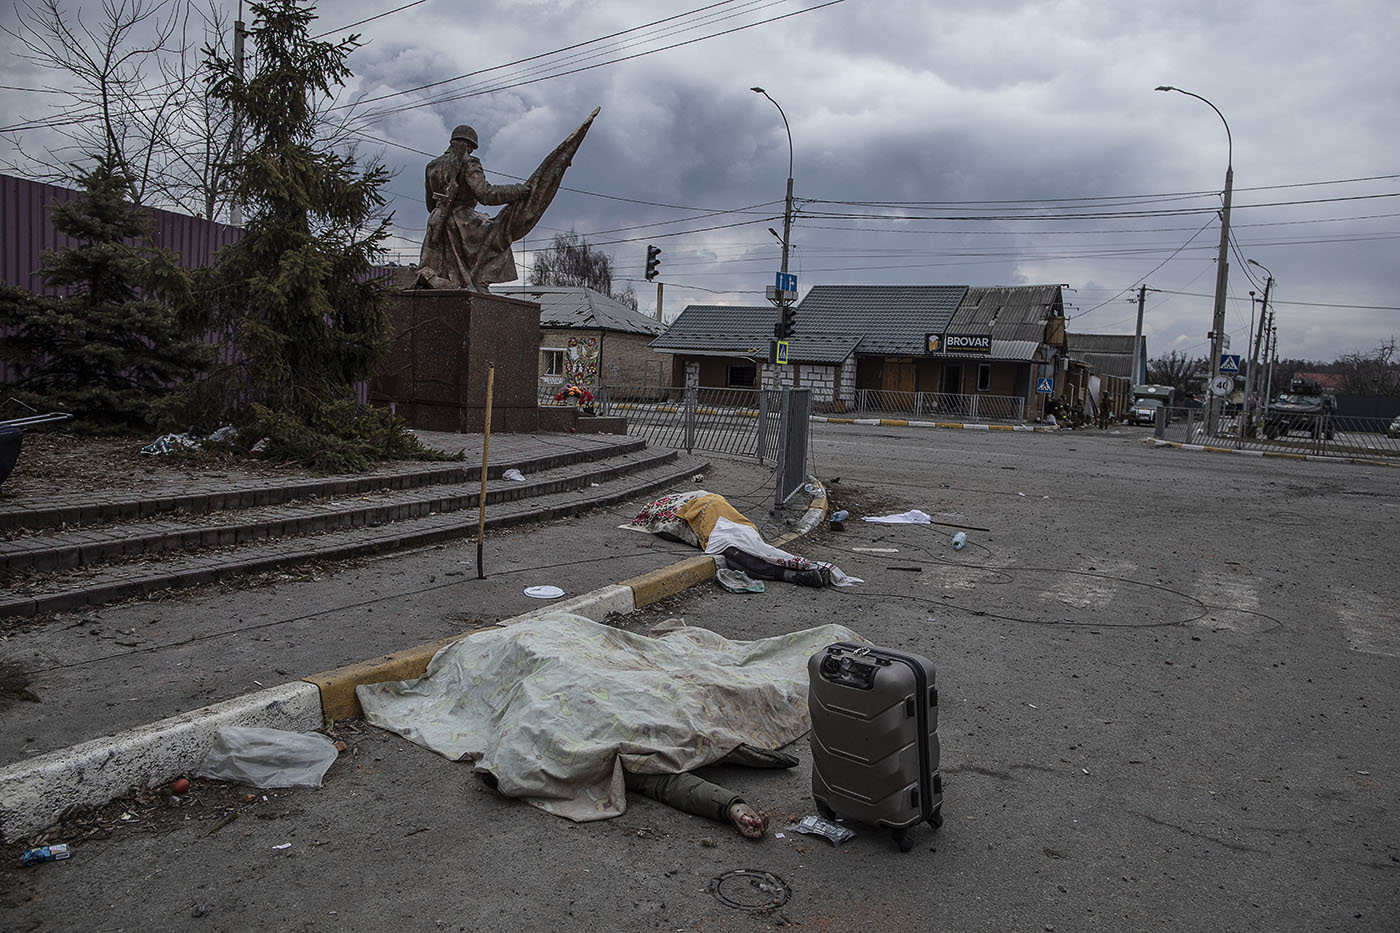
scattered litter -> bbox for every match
[196,726,339,789]
[774,832,785,839]
[863,510,931,525]
[709,869,791,911]
[803,483,817,494]
[716,569,765,594]
[789,814,855,845]
[172,777,191,794]
[524,585,565,599]
[1018,492,1027,497]
[251,437,268,453]
[1082,768,1090,775]
[952,531,967,550]
[271,843,292,851]
[502,468,525,482]
[851,547,899,554]
[207,425,238,444]
[20,844,70,866]
[831,510,849,522]
[1028,703,1039,709]
[139,432,201,456]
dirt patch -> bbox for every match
[0,431,321,501]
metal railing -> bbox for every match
[1154,407,1400,460]
[851,389,1026,424]
[586,384,786,461]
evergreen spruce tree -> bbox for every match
[0,156,208,433]
[175,0,445,470]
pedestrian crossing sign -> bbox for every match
[1036,377,1054,393]
[776,340,790,365]
[1220,354,1241,374]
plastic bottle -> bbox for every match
[20,844,70,866]
[952,531,966,551]
[831,510,849,522]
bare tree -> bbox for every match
[2,0,238,219]
[1337,338,1400,396]
[528,230,639,310]
[1146,350,1207,397]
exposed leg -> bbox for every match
[624,770,767,838]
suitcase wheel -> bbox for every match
[892,825,917,853]
[929,805,943,831]
[814,799,836,821]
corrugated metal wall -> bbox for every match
[1,173,242,295]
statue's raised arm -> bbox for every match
[415,109,601,292]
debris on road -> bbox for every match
[196,726,338,789]
[20,843,70,866]
[524,585,565,599]
[863,509,932,525]
[502,468,525,481]
[716,569,765,593]
[789,815,855,845]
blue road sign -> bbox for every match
[775,340,790,365]
[774,272,798,292]
[1219,354,1241,374]
[1036,377,1054,394]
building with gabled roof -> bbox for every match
[492,285,672,393]
[656,284,1070,417]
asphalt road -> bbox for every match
[4,424,1397,932]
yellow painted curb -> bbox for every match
[306,631,488,722]
[936,422,963,429]
[989,424,1013,431]
[1202,445,1233,454]
[879,419,909,427]
[623,555,717,608]
[826,417,854,424]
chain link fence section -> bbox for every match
[1154,407,1400,461]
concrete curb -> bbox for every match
[0,682,322,844]
[811,415,1055,432]
[0,484,830,843]
[1147,438,1400,468]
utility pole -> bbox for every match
[1131,284,1148,385]
[655,282,663,323]
[1244,269,1272,434]
[230,8,246,227]
[1262,315,1278,414]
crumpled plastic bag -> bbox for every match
[195,726,339,788]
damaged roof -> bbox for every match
[938,286,1066,361]
[494,285,666,336]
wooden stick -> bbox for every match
[477,362,495,579]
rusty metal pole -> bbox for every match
[476,363,495,579]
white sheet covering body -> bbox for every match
[357,612,861,822]
[704,517,863,586]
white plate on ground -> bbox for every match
[524,585,565,599]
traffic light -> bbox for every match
[645,244,661,281]
[779,303,797,338]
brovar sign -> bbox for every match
[941,333,991,353]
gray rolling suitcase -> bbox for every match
[808,642,942,851]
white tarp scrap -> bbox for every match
[862,509,933,525]
[357,611,861,822]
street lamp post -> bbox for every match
[751,87,794,279]
[1156,85,1233,435]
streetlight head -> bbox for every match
[1155,85,1174,92]
[1247,258,1261,267]
[750,86,765,93]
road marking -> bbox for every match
[1191,570,1268,634]
[1044,560,1134,610]
[1337,593,1400,658]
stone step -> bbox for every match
[0,447,680,575]
[0,453,710,618]
[0,436,648,535]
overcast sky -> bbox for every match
[3,0,1397,363]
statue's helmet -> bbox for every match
[451,124,479,148]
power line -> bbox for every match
[313,0,433,39]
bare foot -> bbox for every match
[727,802,769,839]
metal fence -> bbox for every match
[852,389,1026,424]
[1155,407,1400,461]
[774,388,813,507]
[547,384,787,461]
